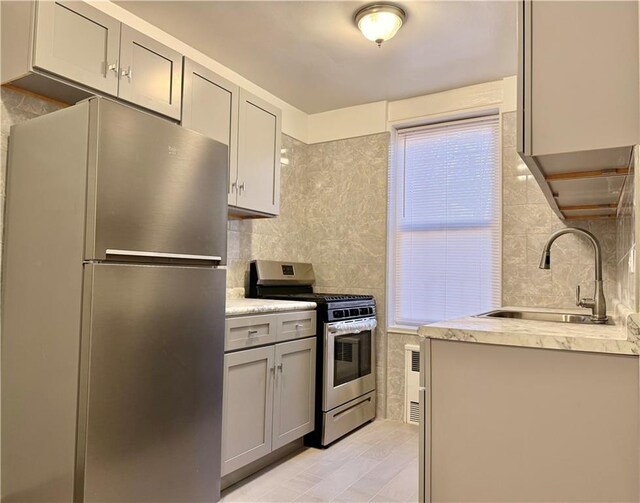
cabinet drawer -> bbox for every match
[277,310,316,342]
[225,314,277,351]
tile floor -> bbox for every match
[221,420,419,503]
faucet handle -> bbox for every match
[576,284,595,309]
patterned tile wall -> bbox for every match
[616,152,637,312]
[225,133,311,292]
[501,111,617,309]
[227,133,391,417]
[306,134,390,419]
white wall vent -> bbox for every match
[404,344,420,425]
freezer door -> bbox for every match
[78,264,225,503]
[87,98,228,263]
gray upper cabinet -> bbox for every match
[182,63,282,217]
[272,338,316,451]
[235,90,282,216]
[118,26,183,120]
[1,1,183,120]
[182,59,239,205]
[33,1,121,96]
[519,0,638,158]
[517,0,639,221]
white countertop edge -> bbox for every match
[225,298,317,317]
[418,306,639,356]
[387,326,419,336]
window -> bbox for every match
[389,115,501,326]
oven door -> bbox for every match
[323,317,377,411]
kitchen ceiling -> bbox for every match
[115,1,517,114]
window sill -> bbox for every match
[387,325,419,335]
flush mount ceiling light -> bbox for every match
[354,3,406,47]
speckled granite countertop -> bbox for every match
[418,306,640,356]
[226,298,317,317]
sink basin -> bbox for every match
[476,310,614,325]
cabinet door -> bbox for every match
[528,1,638,155]
[33,1,120,95]
[428,340,639,502]
[272,338,316,450]
[236,89,281,215]
[182,59,238,206]
[222,346,274,476]
[118,25,183,120]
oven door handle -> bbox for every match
[327,318,377,336]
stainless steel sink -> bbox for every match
[476,310,614,325]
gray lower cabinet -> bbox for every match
[182,59,239,206]
[222,329,316,476]
[1,1,183,120]
[272,338,316,450]
[420,339,639,502]
[222,345,275,476]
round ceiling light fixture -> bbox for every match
[354,3,406,47]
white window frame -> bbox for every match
[386,107,503,331]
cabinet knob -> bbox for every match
[238,181,246,195]
[230,181,237,193]
[276,363,283,372]
[121,66,133,81]
[105,60,118,77]
[247,329,258,336]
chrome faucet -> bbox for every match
[538,227,608,323]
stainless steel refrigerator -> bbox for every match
[2,97,228,502]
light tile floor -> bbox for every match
[221,420,419,503]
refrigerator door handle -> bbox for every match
[106,249,222,264]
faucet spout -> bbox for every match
[538,227,607,323]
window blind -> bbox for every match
[390,115,501,326]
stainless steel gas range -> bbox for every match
[248,260,377,446]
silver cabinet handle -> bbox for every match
[238,181,245,194]
[105,60,118,77]
[230,181,237,193]
[247,329,259,336]
[276,363,283,372]
[295,323,303,329]
[121,66,132,81]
